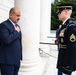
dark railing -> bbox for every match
[40,42,56,45]
[39,42,57,58]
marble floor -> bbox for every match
[40,45,76,75]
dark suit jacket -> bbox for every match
[0,19,22,65]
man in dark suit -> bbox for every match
[56,3,76,75]
[0,7,22,75]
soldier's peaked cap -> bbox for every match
[57,3,73,14]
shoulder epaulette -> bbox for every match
[68,23,76,27]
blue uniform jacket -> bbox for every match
[56,28,60,39]
[57,19,76,74]
[0,19,22,65]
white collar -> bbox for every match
[62,18,70,25]
[9,19,15,26]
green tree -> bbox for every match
[51,0,76,30]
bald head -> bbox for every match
[9,7,19,14]
[9,7,21,23]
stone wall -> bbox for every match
[0,0,14,23]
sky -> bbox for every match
[51,0,54,3]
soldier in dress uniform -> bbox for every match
[56,3,76,75]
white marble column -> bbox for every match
[15,0,43,75]
[40,0,51,53]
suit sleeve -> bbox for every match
[56,29,59,38]
[0,23,20,45]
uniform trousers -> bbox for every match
[0,63,20,75]
[63,73,71,75]
[58,69,72,75]
[58,69,62,75]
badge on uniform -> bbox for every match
[59,28,65,37]
[70,34,76,42]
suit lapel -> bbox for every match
[5,19,15,32]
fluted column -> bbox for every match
[15,0,43,75]
[40,0,51,53]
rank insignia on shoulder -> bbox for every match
[70,34,76,42]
